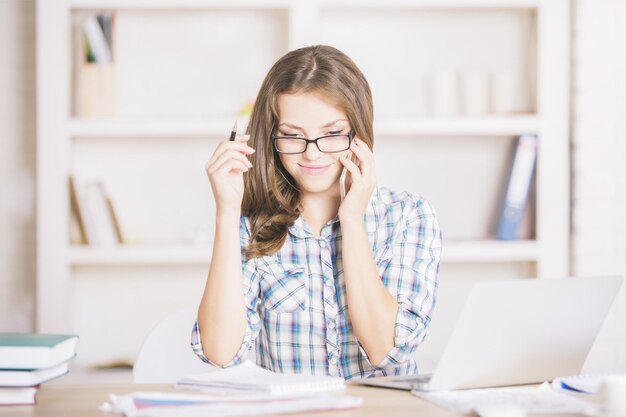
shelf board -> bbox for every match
[67,0,540,10]
[67,118,238,138]
[375,115,539,136]
[68,115,539,138]
[320,0,540,8]
[68,0,291,10]
[444,240,540,262]
[68,245,212,265]
[68,240,538,266]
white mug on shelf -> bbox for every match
[460,70,490,116]
[491,72,528,115]
[429,70,460,117]
[407,76,428,117]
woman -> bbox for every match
[192,45,442,380]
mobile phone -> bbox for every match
[340,167,348,200]
[339,155,357,201]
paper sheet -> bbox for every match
[412,383,600,415]
[175,360,345,394]
[100,391,362,417]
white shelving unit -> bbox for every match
[68,115,540,138]
[37,0,569,366]
[66,240,540,266]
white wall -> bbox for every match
[0,0,36,332]
[2,0,626,371]
[572,0,626,374]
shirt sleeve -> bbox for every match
[359,196,442,371]
[191,216,262,368]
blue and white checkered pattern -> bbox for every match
[192,187,442,380]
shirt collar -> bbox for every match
[287,187,386,239]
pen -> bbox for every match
[229,120,238,141]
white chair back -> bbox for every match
[133,307,215,383]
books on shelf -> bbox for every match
[0,333,78,406]
[69,175,124,246]
[74,11,115,117]
[175,360,345,395]
[496,134,538,240]
[81,13,112,64]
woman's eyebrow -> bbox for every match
[278,119,348,130]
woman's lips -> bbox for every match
[299,164,332,175]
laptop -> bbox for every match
[354,276,623,391]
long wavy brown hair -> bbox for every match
[242,45,374,259]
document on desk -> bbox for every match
[175,360,345,395]
[412,383,600,415]
[100,391,362,417]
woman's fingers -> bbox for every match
[206,137,254,167]
[234,134,251,143]
[349,138,374,178]
[339,155,361,182]
[212,158,250,176]
[206,149,253,175]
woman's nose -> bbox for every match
[303,141,323,160]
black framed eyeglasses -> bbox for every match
[272,129,355,154]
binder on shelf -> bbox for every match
[68,176,124,246]
[497,134,538,240]
[81,14,112,64]
[74,11,116,118]
[69,176,89,244]
[100,181,125,244]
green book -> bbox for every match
[0,333,78,370]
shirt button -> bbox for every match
[324,278,333,287]
[330,357,338,365]
[328,321,336,330]
[319,240,327,248]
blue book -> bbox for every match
[497,134,538,240]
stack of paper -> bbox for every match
[412,383,600,415]
[101,392,362,417]
[101,362,358,417]
[175,361,345,395]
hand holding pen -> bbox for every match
[204,120,254,213]
[229,120,238,141]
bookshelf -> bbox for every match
[66,240,540,266]
[37,0,569,366]
[68,115,540,137]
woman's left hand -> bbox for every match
[338,137,376,222]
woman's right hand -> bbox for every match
[204,134,255,214]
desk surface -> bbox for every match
[0,384,585,417]
[0,384,461,417]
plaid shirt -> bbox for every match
[192,187,442,380]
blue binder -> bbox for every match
[497,134,538,240]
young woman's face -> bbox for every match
[275,92,353,197]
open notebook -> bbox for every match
[175,361,345,395]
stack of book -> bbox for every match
[0,333,78,405]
